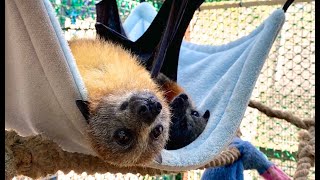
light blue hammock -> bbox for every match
[5,0,285,172]
[121,2,285,170]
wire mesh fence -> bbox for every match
[188,1,314,179]
[197,1,314,179]
[14,0,314,179]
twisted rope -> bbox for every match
[5,130,240,179]
[5,130,172,179]
[293,125,315,179]
[248,100,315,179]
[248,100,311,130]
[199,147,240,169]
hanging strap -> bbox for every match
[282,0,294,12]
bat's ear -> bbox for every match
[203,110,210,121]
[153,153,162,164]
[76,100,90,123]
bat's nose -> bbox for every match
[137,100,162,124]
[129,92,163,124]
[170,93,189,111]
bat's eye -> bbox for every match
[151,125,163,140]
[114,129,133,146]
[120,101,129,110]
[191,110,199,117]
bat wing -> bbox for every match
[95,0,204,81]
[149,0,204,80]
[76,100,90,122]
[95,23,152,66]
[95,0,173,70]
[95,0,126,37]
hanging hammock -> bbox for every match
[5,0,294,176]
[114,1,287,171]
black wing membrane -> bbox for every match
[95,0,174,71]
[76,100,90,122]
[95,0,204,81]
[95,0,127,37]
[150,0,204,79]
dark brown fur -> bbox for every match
[155,74,210,150]
[165,93,209,150]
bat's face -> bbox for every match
[86,90,170,166]
[165,93,210,150]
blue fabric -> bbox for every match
[121,2,285,170]
[201,160,244,180]
[201,138,273,179]
[231,138,273,174]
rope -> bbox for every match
[4,130,172,179]
[199,147,240,170]
[248,100,313,130]
[5,130,240,179]
[248,100,315,179]
[293,125,315,179]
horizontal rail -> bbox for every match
[199,0,314,10]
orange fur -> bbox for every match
[69,39,165,111]
[68,38,171,166]
[161,81,185,102]
[154,73,186,103]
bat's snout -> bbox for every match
[136,99,162,124]
[129,93,163,124]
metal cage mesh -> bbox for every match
[188,1,314,179]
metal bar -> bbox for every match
[258,147,298,162]
[199,0,314,10]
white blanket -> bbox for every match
[5,0,94,155]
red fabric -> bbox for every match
[261,165,291,180]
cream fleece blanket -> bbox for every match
[5,0,94,155]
